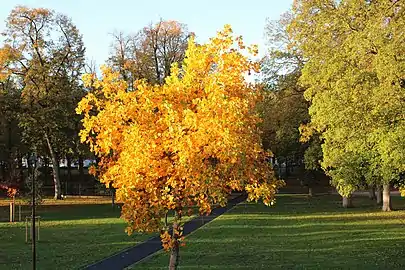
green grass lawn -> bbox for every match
[133,194,405,270]
[0,201,154,270]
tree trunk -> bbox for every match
[7,121,12,180]
[0,162,5,182]
[153,42,161,84]
[5,121,13,184]
[18,153,23,185]
[342,195,353,208]
[285,158,289,177]
[109,182,115,208]
[368,186,376,200]
[78,155,84,183]
[308,187,313,197]
[26,153,31,177]
[111,190,115,207]
[43,157,49,184]
[66,155,72,195]
[51,155,61,199]
[169,211,181,270]
[45,134,62,200]
[382,184,392,212]
[376,186,382,205]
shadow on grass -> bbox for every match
[0,203,121,222]
[0,216,154,270]
[135,194,405,270]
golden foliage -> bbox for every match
[77,25,283,250]
[0,45,20,81]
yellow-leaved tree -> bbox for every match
[76,25,283,269]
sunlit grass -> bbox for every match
[0,203,152,270]
[0,200,197,270]
[133,194,405,270]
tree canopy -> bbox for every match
[108,20,191,88]
[77,25,284,267]
[0,6,86,199]
[288,0,405,209]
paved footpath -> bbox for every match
[83,193,247,270]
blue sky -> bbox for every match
[0,0,293,66]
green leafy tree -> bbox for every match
[0,6,86,199]
[0,78,25,189]
[289,0,405,210]
[302,135,324,196]
[260,12,307,166]
[260,12,327,197]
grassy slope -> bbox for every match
[134,194,405,270]
[0,202,154,270]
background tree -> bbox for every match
[0,77,25,191]
[302,135,323,197]
[77,25,284,270]
[108,19,191,88]
[259,12,328,196]
[0,6,86,199]
[259,12,307,171]
[259,72,308,166]
[288,0,405,210]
